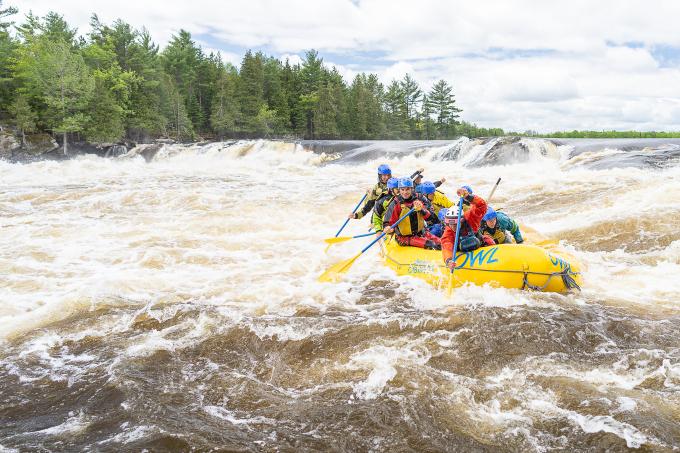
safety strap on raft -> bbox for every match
[384,254,581,292]
[521,267,580,291]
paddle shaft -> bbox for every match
[361,208,415,253]
[487,177,501,203]
[449,197,465,274]
[335,193,367,237]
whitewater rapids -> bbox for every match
[1,138,679,451]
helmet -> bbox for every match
[377,164,392,175]
[438,208,447,223]
[387,177,399,189]
[444,207,459,226]
[483,207,497,222]
[415,184,423,193]
[419,181,436,195]
[461,185,473,195]
[398,177,413,188]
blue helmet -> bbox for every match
[377,164,392,175]
[415,184,423,193]
[438,208,447,222]
[398,177,413,188]
[461,185,473,195]
[483,207,497,221]
[419,181,436,195]
[387,177,399,189]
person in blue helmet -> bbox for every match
[383,177,441,250]
[349,164,392,220]
[480,207,524,244]
[427,208,447,237]
[460,185,474,212]
[371,177,400,232]
[416,181,454,217]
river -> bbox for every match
[1,137,679,451]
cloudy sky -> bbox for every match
[8,0,680,132]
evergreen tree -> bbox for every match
[210,64,240,137]
[160,73,193,140]
[0,1,17,111]
[384,80,407,138]
[9,93,37,146]
[237,51,265,135]
[427,79,462,138]
[126,29,167,140]
[17,38,94,154]
[263,57,290,133]
[400,74,421,135]
[297,50,324,138]
[162,30,203,130]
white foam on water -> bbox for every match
[2,139,677,340]
[567,413,649,449]
[97,424,159,446]
[347,344,430,400]
[203,405,276,426]
[31,411,90,437]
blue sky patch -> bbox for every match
[650,45,680,68]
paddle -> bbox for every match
[447,197,465,296]
[335,193,367,238]
[324,232,376,244]
[318,208,416,283]
[487,177,501,202]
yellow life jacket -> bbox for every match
[431,192,453,216]
[490,228,507,244]
[395,198,425,236]
[483,224,507,244]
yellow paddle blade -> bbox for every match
[318,252,361,283]
[323,236,353,244]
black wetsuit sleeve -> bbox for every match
[434,180,442,188]
[357,199,376,218]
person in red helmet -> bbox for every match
[441,187,494,268]
[384,177,441,250]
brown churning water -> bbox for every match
[1,138,679,451]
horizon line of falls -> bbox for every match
[1,137,679,451]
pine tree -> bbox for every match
[9,93,37,146]
[427,79,462,138]
[400,74,421,136]
[126,29,167,140]
[160,73,193,140]
[384,80,407,138]
[162,30,203,131]
[210,65,240,138]
[19,39,94,154]
[237,51,265,135]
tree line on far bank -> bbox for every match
[0,5,507,153]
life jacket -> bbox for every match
[482,222,507,244]
[395,195,426,236]
[373,192,393,219]
[431,192,453,216]
[455,218,483,252]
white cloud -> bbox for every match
[7,0,680,131]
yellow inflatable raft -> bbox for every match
[381,239,582,293]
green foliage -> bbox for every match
[210,65,239,137]
[16,36,94,153]
[9,93,37,145]
[2,9,525,143]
